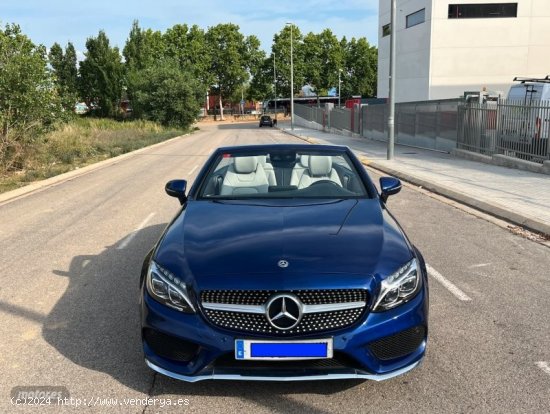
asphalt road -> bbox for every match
[1,122,549,413]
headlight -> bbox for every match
[373,259,421,311]
[146,261,195,313]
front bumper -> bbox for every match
[145,358,422,382]
[140,285,428,382]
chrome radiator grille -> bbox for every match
[200,289,368,335]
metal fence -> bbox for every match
[330,107,350,131]
[295,100,460,152]
[457,102,497,155]
[458,99,550,163]
[294,105,326,126]
[362,99,460,152]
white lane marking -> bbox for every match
[468,263,492,269]
[427,264,472,302]
[536,361,550,376]
[188,165,198,175]
[117,212,156,250]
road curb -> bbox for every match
[278,128,320,144]
[0,132,191,206]
[367,161,550,237]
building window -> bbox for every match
[406,9,425,28]
[448,3,518,19]
[382,23,391,37]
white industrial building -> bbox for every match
[377,0,550,102]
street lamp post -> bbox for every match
[338,69,342,108]
[387,0,397,160]
[286,22,294,130]
[273,54,277,120]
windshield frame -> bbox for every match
[194,146,374,201]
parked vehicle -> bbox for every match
[140,144,429,382]
[500,76,550,159]
[259,115,274,127]
[507,77,550,102]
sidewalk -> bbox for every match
[278,122,550,237]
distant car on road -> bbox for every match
[140,144,429,382]
[259,115,274,127]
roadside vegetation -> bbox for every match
[0,118,187,193]
[0,20,377,193]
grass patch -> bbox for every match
[0,118,189,194]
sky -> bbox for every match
[1,0,379,59]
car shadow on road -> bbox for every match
[43,223,365,407]
[43,223,167,394]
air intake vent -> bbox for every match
[369,326,426,360]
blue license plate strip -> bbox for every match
[235,338,333,360]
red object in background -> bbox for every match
[345,98,361,109]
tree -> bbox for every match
[130,59,203,128]
[303,29,344,100]
[79,30,124,117]
[0,24,62,171]
[185,25,212,88]
[164,24,211,89]
[49,43,64,75]
[343,37,378,98]
[271,25,305,100]
[163,23,189,68]
[205,24,258,120]
[63,42,78,98]
[123,20,144,70]
[248,55,275,102]
[49,41,78,110]
[123,21,165,71]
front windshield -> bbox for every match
[198,149,368,199]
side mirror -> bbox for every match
[165,179,187,204]
[380,177,401,203]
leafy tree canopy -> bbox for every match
[79,30,124,117]
[0,24,62,170]
[130,59,203,129]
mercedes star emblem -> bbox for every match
[277,259,289,268]
[265,294,303,330]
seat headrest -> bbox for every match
[308,156,332,177]
[234,156,258,174]
[258,155,268,166]
[299,154,310,168]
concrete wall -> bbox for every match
[377,0,432,102]
[378,0,550,102]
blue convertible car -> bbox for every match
[140,144,428,382]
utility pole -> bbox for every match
[274,54,277,120]
[286,22,295,130]
[338,69,342,107]
[387,0,397,160]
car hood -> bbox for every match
[155,199,413,290]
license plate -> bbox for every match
[235,338,333,360]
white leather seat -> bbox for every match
[220,156,269,195]
[297,155,342,189]
[258,156,277,186]
[290,155,310,187]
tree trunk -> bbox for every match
[219,95,225,121]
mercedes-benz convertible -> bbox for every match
[140,144,428,382]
